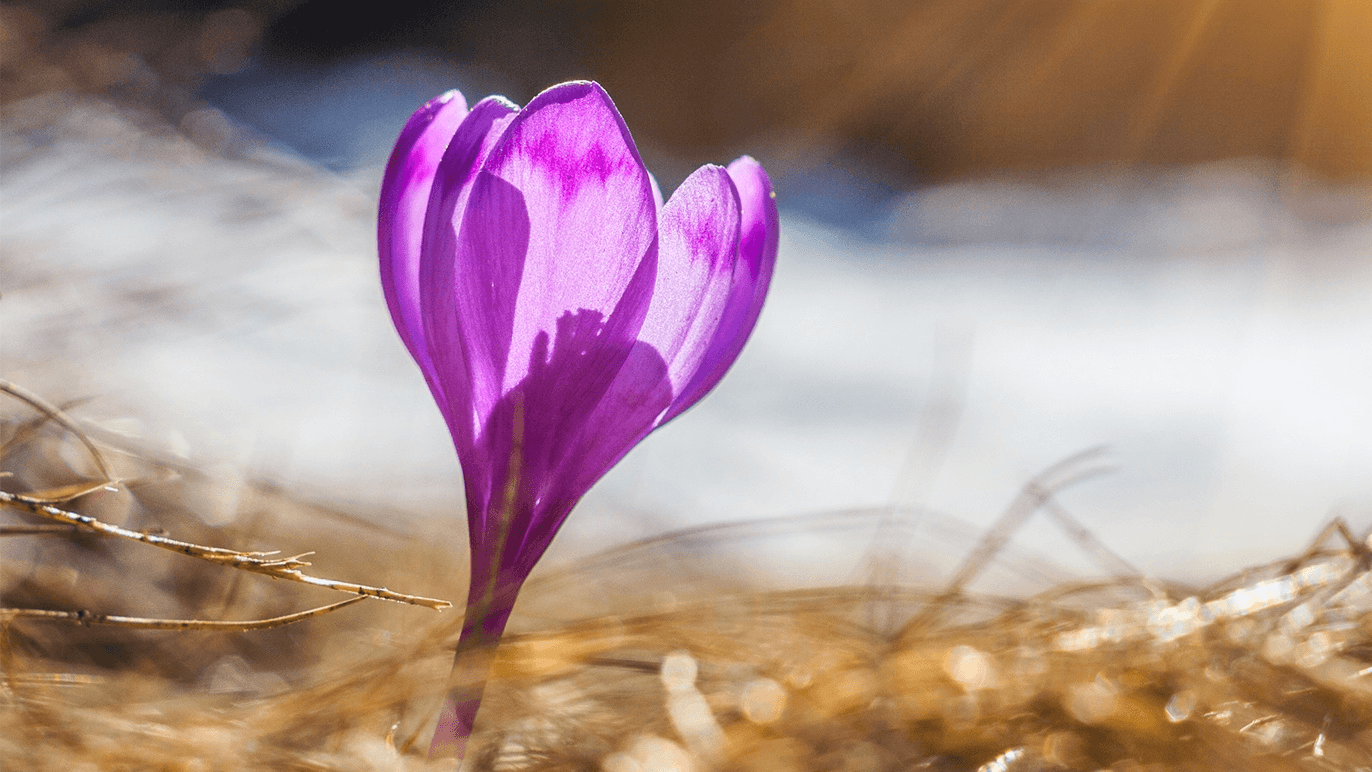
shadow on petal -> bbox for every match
[444,173,531,438]
[430,174,531,531]
[529,339,672,557]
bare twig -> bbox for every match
[0,489,452,611]
[2,595,367,630]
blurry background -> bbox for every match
[4,0,1371,584]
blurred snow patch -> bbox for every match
[4,94,1372,582]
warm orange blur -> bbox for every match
[3,0,1369,183]
[586,0,1372,181]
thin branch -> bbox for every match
[2,595,367,631]
[0,490,452,611]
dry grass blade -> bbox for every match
[1040,496,1142,579]
[0,524,80,536]
[4,673,101,686]
[0,490,452,610]
[0,380,115,482]
[1,596,367,631]
[905,446,1116,632]
[941,446,1117,595]
[14,480,118,505]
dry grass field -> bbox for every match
[5,383,1372,771]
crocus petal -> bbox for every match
[476,248,660,564]
[446,83,663,565]
[512,165,741,539]
[661,155,779,423]
[378,90,468,393]
[416,97,519,452]
[475,81,658,395]
[436,172,531,535]
[516,246,658,485]
[524,339,672,557]
[642,164,741,395]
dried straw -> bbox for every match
[4,385,1371,771]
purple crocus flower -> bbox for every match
[378,81,778,758]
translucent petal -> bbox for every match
[416,97,518,450]
[643,164,740,395]
[377,90,468,393]
[474,81,658,394]
[662,155,779,422]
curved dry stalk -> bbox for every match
[0,380,115,482]
[1040,496,1142,578]
[0,489,452,611]
[11,480,116,505]
[4,672,100,686]
[903,446,1117,633]
[2,595,367,630]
